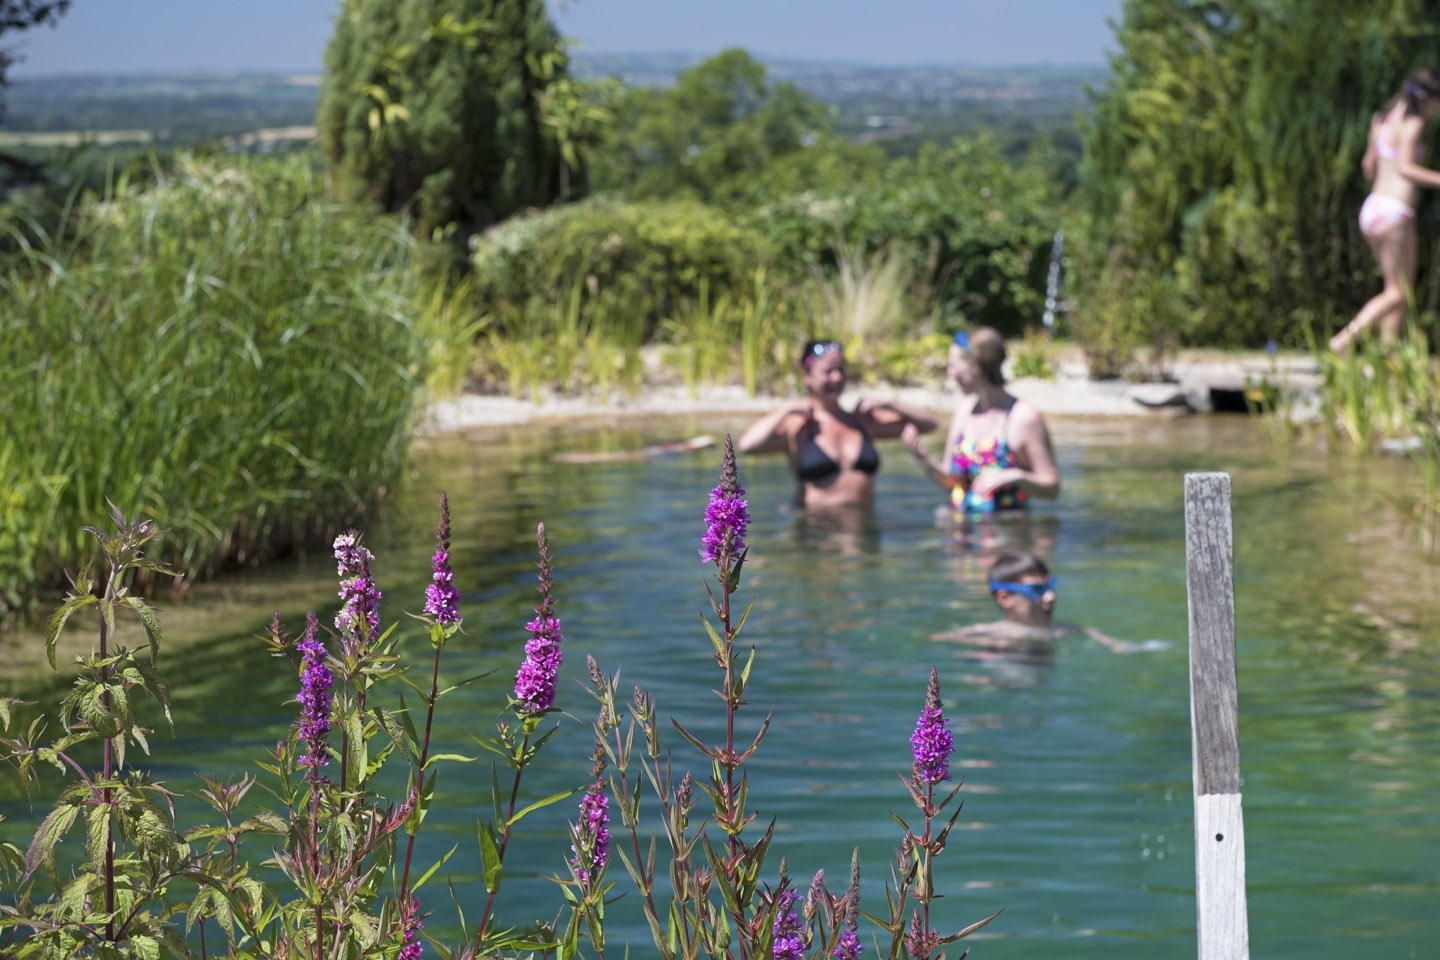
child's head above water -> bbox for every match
[988,552,1056,627]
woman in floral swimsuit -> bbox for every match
[902,326,1060,516]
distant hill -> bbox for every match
[0,57,1106,160]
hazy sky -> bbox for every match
[8,0,1123,77]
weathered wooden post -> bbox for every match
[1184,473,1250,960]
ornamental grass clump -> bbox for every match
[2,453,1006,960]
[0,153,433,627]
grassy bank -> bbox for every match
[0,154,446,624]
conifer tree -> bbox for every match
[318,0,570,235]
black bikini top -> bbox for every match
[797,428,880,483]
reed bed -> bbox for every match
[1253,323,1440,558]
[0,154,431,622]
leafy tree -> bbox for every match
[0,0,69,186]
[0,1,68,113]
[1075,0,1440,359]
[592,48,830,203]
[318,0,576,235]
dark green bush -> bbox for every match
[470,196,777,338]
[740,134,1061,335]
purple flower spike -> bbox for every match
[423,493,461,625]
[771,888,805,960]
[295,612,333,781]
[398,897,424,960]
[571,782,611,884]
[910,667,954,785]
[513,523,562,717]
[334,531,381,643]
[700,435,750,566]
[834,928,862,960]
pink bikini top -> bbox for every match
[1376,112,1423,161]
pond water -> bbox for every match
[5,414,1440,958]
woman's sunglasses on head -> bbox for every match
[802,340,843,367]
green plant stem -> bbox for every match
[100,566,116,944]
[471,731,533,954]
[311,779,324,960]
[398,644,443,900]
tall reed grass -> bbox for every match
[1315,327,1440,557]
[0,154,433,622]
[1255,321,1440,558]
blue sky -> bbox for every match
[8,0,1123,77]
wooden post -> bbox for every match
[1184,473,1250,960]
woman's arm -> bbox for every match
[902,423,959,490]
[857,398,940,439]
[737,401,810,455]
[1362,114,1381,182]
[971,402,1061,500]
[1396,117,1440,188]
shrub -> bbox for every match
[471,196,777,341]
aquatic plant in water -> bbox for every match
[1,451,1003,959]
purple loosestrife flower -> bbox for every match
[295,612,333,781]
[910,667,954,785]
[834,928,863,960]
[334,532,382,642]
[423,492,461,625]
[571,783,610,884]
[700,435,750,566]
[398,897,424,960]
[771,888,806,960]
[513,523,562,716]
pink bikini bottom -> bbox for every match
[1359,193,1415,237]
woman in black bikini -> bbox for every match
[738,340,939,508]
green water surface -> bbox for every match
[5,414,1438,958]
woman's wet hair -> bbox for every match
[965,326,1007,385]
[989,551,1050,584]
[1398,68,1440,117]
[800,339,843,368]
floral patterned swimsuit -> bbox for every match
[949,407,1027,515]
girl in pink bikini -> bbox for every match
[1332,68,1440,353]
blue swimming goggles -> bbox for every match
[988,576,1056,602]
[953,330,970,351]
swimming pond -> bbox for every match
[4,414,1438,958]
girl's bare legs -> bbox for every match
[1331,221,1416,352]
[1379,225,1417,342]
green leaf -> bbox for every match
[24,801,81,878]
[84,802,110,867]
[394,696,420,757]
[343,710,365,790]
[737,645,757,697]
[944,906,1005,943]
[120,595,164,662]
[423,752,478,769]
[130,654,173,729]
[734,597,756,635]
[477,818,503,893]
[507,786,581,829]
[701,615,724,656]
[435,669,495,698]
[45,593,97,669]
[412,842,459,893]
